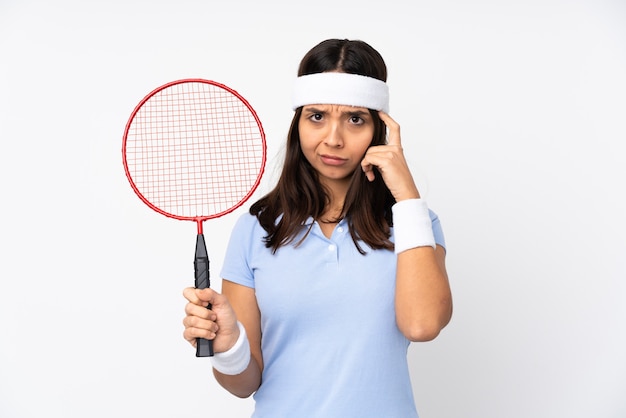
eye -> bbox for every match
[348,114,365,125]
[308,112,323,122]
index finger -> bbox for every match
[378,111,401,146]
[182,287,213,306]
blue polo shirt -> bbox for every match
[220,210,445,418]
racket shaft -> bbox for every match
[194,233,214,357]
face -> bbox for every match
[298,104,375,187]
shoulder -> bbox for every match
[231,211,263,235]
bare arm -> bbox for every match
[361,111,452,341]
[182,280,263,398]
[213,280,263,398]
[395,245,452,341]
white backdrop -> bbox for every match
[1,0,624,417]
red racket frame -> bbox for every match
[122,78,267,235]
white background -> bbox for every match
[1,0,624,417]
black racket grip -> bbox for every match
[194,233,214,357]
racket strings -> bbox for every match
[125,82,265,218]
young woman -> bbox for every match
[182,38,452,417]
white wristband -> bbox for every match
[210,321,251,375]
[392,198,436,254]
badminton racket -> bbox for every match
[122,79,266,357]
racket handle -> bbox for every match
[194,233,214,357]
[196,337,214,357]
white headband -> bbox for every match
[291,72,389,113]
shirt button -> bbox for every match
[328,244,336,251]
[337,227,344,233]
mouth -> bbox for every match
[319,154,348,166]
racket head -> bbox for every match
[122,79,266,223]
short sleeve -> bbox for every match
[429,209,446,251]
[219,213,258,288]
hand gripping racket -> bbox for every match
[122,79,266,357]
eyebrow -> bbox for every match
[304,106,370,117]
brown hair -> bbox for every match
[250,39,395,254]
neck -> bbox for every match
[320,177,349,203]
[317,176,350,224]
[318,202,345,224]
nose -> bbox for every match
[324,123,343,148]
